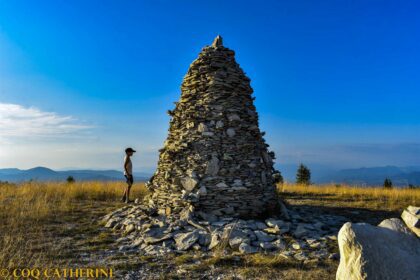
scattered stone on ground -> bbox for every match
[102,204,346,258]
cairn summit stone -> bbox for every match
[146,36,285,219]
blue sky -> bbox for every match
[0,0,419,173]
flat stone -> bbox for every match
[211,221,227,227]
[198,232,211,246]
[208,232,221,250]
[205,155,220,176]
[229,236,249,249]
[197,123,208,132]
[254,230,276,242]
[144,233,173,245]
[309,242,321,249]
[239,243,258,254]
[105,219,118,228]
[259,242,275,250]
[326,234,337,241]
[198,185,207,196]
[263,227,280,234]
[378,218,415,236]
[144,245,160,255]
[215,182,229,189]
[271,239,286,250]
[328,253,340,260]
[293,224,308,238]
[228,114,240,121]
[265,218,284,228]
[125,224,136,234]
[255,221,268,230]
[118,245,131,252]
[174,231,200,250]
[226,128,236,137]
[181,177,199,192]
[291,243,301,250]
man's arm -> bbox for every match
[124,157,130,175]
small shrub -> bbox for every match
[66,176,75,184]
[383,178,393,189]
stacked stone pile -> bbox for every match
[102,36,304,256]
[145,35,285,219]
[103,204,345,259]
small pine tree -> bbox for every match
[66,176,75,184]
[408,184,416,189]
[383,178,392,189]
[296,164,311,185]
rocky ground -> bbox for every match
[46,191,401,279]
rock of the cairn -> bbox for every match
[146,35,285,219]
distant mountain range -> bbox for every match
[318,166,420,186]
[0,167,151,182]
[278,164,420,186]
[1,165,419,187]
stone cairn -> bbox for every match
[146,35,285,219]
[102,37,344,258]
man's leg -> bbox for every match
[125,175,133,203]
[125,185,132,203]
[121,188,127,202]
[122,175,129,202]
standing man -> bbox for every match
[122,147,136,203]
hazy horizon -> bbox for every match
[1,1,419,172]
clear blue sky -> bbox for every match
[1,0,419,173]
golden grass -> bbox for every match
[279,183,420,211]
[0,181,147,268]
[0,180,418,279]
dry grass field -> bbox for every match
[0,180,418,279]
[0,181,147,269]
[280,183,420,211]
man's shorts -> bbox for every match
[125,174,134,185]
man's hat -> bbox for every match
[125,147,136,153]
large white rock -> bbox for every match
[407,206,420,215]
[336,222,420,280]
[378,218,414,236]
[401,207,420,237]
[402,209,420,228]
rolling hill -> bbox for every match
[0,167,150,182]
